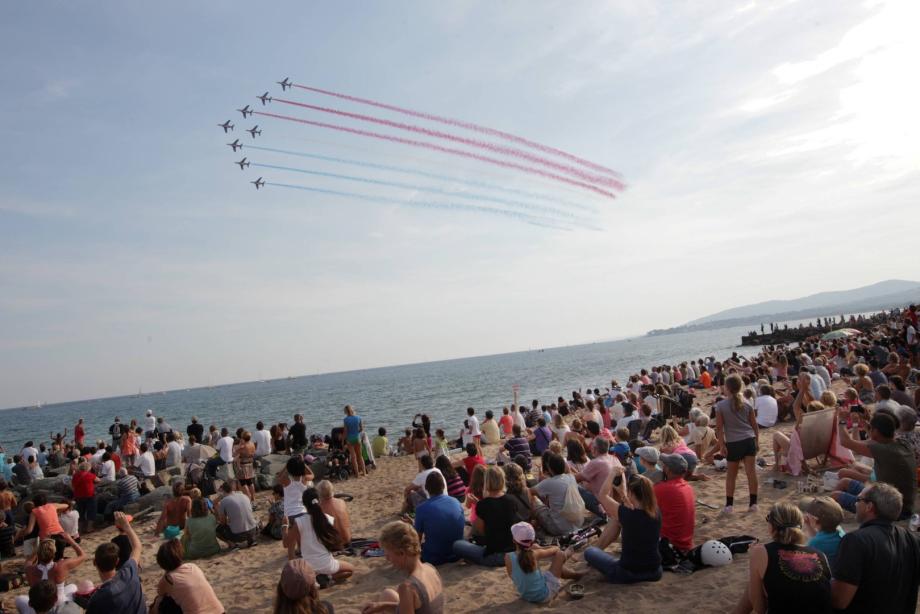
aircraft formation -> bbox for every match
[216,76,622,226]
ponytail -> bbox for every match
[725,374,745,413]
[517,543,536,574]
[302,488,341,552]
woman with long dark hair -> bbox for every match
[283,488,354,585]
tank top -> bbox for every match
[509,552,549,603]
[762,542,831,613]
[33,504,64,539]
[283,480,311,517]
[294,513,337,575]
[406,571,444,614]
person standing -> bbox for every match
[72,462,99,535]
[289,415,308,453]
[343,406,366,478]
[73,420,85,450]
[715,374,760,514]
[144,411,157,442]
[108,417,122,451]
[186,417,204,445]
[252,421,272,459]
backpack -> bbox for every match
[559,475,586,524]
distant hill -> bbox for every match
[647,279,920,337]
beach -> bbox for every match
[2,380,871,614]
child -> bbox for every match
[59,500,81,543]
[804,496,845,566]
[689,414,718,464]
[499,407,514,437]
[277,456,315,559]
[433,429,450,458]
[372,427,390,458]
[397,429,413,456]
[504,521,582,604]
[611,427,631,463]
[262,484,285,540]
[412,428,431,470]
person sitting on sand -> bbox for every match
[182,498,220,560]
[503,425,532,471]
[85,512,144,614]
[531,452,582,536]
[453,465,517,567]
[434,456,466,502]
[15,538,85,613]
[456,443,484,485]
[658,425,706,481]
[262,484,285,540]
[216,480,259,549]
[273,559,334,614]
[413,472,464,566]
[155,481,192,536]
[732,502,831,614]
[504,521,583,604]
[573,437,618,518]
[802,496,845,567]
[584,471,662,584]
[362,521,444,614]
[503,463,534,524]
[772,400,827,473]
[463,464,486,533]
[283,488,354,585]
[654,454,695,554]
[403,455,441,513]
[317,480,352,547]
[151,538,223,614]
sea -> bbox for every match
[0,320,791,451]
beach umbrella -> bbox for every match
[821,329,859,341]
[190,444,217,462]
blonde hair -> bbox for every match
[316,480,334,501]
[379,521,420,557]
[854,363,869,377]
[659,425,681,449]
[484,465,506,495]
[548,441,563,456]
[694,414,710,427]
[36,539,56,564]
[725,374,745,413]
[820,390,837,408]
[766,502,806,545]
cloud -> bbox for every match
[40,78,79,101]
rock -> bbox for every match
[258,454,290,476]
[154,465,185,488]
[254,473,274,491]
[131,486,172,511]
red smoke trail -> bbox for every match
[253,110,618,199]
[292,82,622,180]
[274,98,623,190]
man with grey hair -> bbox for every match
[831,482,920,612]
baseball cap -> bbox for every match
[636,447,660,464]
[280,559,317,600]
[659,453,688,475]
[511,521,535,547]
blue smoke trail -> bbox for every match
[245,145,597,213]
[263,181,572,230]
[251,162,584,221]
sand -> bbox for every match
[0,380,890,613]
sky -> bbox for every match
[1,1,918,408]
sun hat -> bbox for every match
[636,447,660,464]
[280,559,317,600]
[510,521,535,548]
[162,525,181,540]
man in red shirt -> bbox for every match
[654,454,696,553]
[71,462,99,534]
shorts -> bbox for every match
[725,438,757,462]
[239,478,253,487]
[216,524,258,545]
[541,571,561,603]
[347,435,360,445]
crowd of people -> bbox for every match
[0,304,918,612]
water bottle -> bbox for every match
[910,514,920,532]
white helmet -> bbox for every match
[700,540,732,566]
[714,458,727,470]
